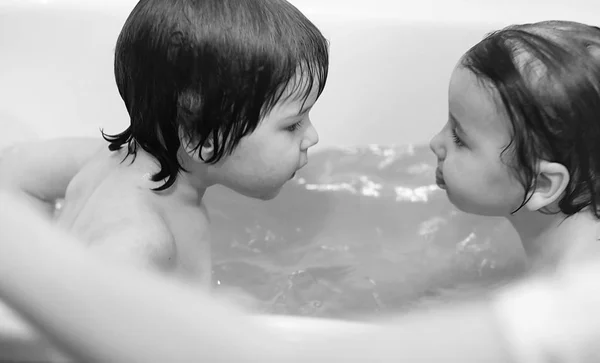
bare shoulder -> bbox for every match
[88,206,177,272]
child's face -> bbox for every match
[211,84,320,200]
[429,66,525,216]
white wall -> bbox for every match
[0,0,596,150]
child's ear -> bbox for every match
[524,160,569,212]
[198,137,214,160]
[179,129,214,161]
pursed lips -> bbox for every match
[435,167,446,189]
[291,160,308,179]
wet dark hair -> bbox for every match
[102,0,329,191]
[461,20,600,218]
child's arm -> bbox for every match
[0,190,518,363]
[0,137,104,215]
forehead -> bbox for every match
[281,75,321,105]
[448,66,511,142]
[271,78,321,115]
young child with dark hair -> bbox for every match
[430,20,600,268]
[0,0,329,286]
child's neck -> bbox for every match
[177,147,213,199]
[507,210,600,269]
[129,147,211,204]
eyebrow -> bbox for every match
[449,113,466,134]
[284,104,312,119]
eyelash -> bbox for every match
[451,127,464,147]
[286,119,304,132]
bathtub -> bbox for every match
[0,0,596,361]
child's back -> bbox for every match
[55,144,211,285]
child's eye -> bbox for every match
[451,128,464,147]
[286,120,304,132]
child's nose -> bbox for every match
[429,132,446,160]
[301,122,319,150]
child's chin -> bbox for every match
[447,194,476,214]
[246,186,283,201]
[261,188,283,201]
